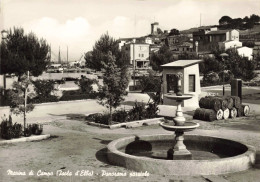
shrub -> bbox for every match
[12,123,23,138]
[32,79,57,99]
[86,101,159,125]
[24,124,32,137]
[112,109,128,123]
[218,70,234,83]
[30,95,59,104]
[1,120,14,140]
[203,71,220,84]
[74,76,98,93]
[1,119,22,139]
[144,102,159,119]
[59,91,99,101]
[31,124,43,135]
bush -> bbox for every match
[30,95,59,104]
[12,123,23,138]
[24,124,32,137]
[1,120,22,139]
[112,109,128,123]
[86,100,159,125]
[31,124,43,135]
[203,71,220,84]
[86,113,110,125]
[1,120,14,140]
[59,91,99,101]
[32,79,57,99]
[218,70,234,83]
[74,76,98,93]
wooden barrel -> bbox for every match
[216,98,228,111]
[199,97,221,111]
[229,108,237,119]
[193,108,216,121]
[216,109,224,120]
[242,105,250,116]
[230,96,241,108]
[223,108,230,120]
[193,108,201,120]
[199,97,206,108]
[225,96,234,110]
[236,106,243,117]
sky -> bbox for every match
[0,0,259,62]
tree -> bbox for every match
[97,52,129,124]
[219,16,232,25]
[8,74,35,134]
[32,79,58,103]
[150,45,174,71]
[74,76,98,93]
[85,32,129,71]
[0,27,50,79]
[157,28,163,34]
[199,57,223,78]
[169,28,180,36]
[226,49,257,81]
[139,70,161,93]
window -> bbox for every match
[189,75,195,92]
[166,74,178,93]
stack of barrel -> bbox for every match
[193,96,250,122]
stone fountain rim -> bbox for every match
[107,134,256,176]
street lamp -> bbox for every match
[1,30,8,96]
[220,53,229,96]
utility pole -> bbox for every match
[58,46,61,64]
[200,13,202,27]
[67,46,68,65]
[133,41,136,90]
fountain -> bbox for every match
[160,72,200,160]
[106,61,256,176]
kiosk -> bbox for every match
[161,60,202,107]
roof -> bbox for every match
[237,46,253,50]
[206,30,229,35]
[161,60,203,68]
[222,40,241,43]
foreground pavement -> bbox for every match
[0,115,259,182]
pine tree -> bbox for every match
[0,27,50,78]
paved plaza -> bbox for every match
[0,86,260,181]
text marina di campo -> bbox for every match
[7,169,150,177]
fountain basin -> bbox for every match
[160,121,199,132]
[164,93,193,101]
[107,134,256,176]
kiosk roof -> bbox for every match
[161,60,203,68]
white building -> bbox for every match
[121,42,150,69]
[218,40,242,50]
[237,46,253,60]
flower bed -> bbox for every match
[85,101,159,126]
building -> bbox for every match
[193,29,239,52]
[237,46,253,60]
[253,42,260,57]
[218,40,242,50]
[166,35,191,51]
[121,42,150,69]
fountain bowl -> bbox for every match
[160,121,199,132]
[164,93,193,101]
[107,134,256,176]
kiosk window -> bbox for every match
[189,75,195,92]
[166,74,178,93]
